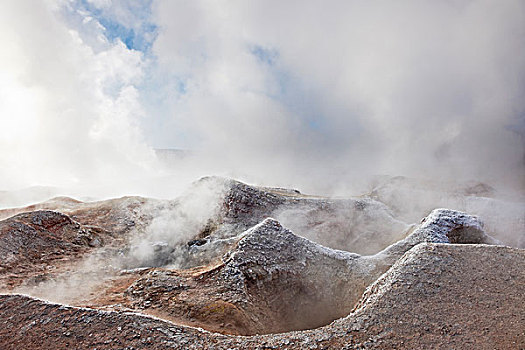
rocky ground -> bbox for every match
[0,177,523,349]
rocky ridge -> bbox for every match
[0,177,523,349]
[1,243,523,349]
[86,208,496,335]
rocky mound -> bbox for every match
[331,243,525,349]
[0,195,164,236]
[0,196,171,298]
[85,208,497,336]
[203,177,409,255]
[0,177,521,349]
[1,243,523,349]
[0,196,172,289]
[0,210,105,289]
[0,177,450,274]
[133,177,410,270]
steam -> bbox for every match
[13,252,117,304]
[11,179,228,302]
[272,199,410,255]
[0,1,157,194]
[1,1,524,201]
[370,177,525,247]
[150,0,525,194]
[124,178,228,268]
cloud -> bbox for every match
[82,0,158,52]
[1,0,523,198]
[150,0,525,193]
[0,1,157,191]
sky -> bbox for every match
[0,0,524,196]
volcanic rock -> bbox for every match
[0,244,522,349]
[0,195,165,236]
[110,208,497,335]
[0,195,172,295]
[0,210,105,289]
[0,177,521,349]
[159,177,410,269]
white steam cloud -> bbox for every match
[151,0,525,194]
[0,1,156,193]
[1,0,524,200]
[126,179,227,268]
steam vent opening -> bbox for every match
[446,227,486,244]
